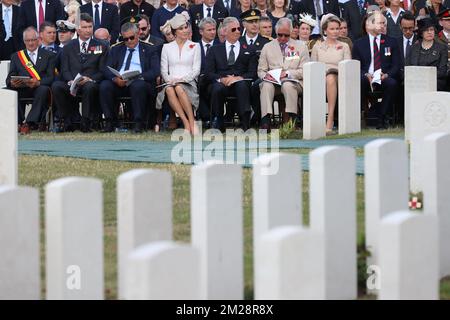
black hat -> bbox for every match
[120,15,142,27]
[240,9,261,22]
[417,17,436,34]
[56,20,76,32]
[437,8,450,20]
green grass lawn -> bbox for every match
[17,127,450,299]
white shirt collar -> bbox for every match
[79,37,91,48]
[444,30,450,40]
[246,34,258,44]
[164,4,179,12]
[403,35,413,43]
[225,40,239,49]
[202,39,214,47]
[92,0,103,9]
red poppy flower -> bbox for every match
[336,45,343,50]
[242,44,247,49]
[380,39,385,44]
[189,43,195,49]
[89,47,95,51]
[289,46,294,51]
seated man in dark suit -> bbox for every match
[352,11,401,129]
[18,0,64,37]
[239,9,270,127]
[80,0,120,43]
[189,0,228,42]
[99,22,160,133]
[136,14,164,48]
[51,13,109,132]
[206,16,258,131]
[198,17,219,124]
[6,26,55,133]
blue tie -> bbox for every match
[94,4,100,30]
[124,48,135,71]
[4,7,11,41]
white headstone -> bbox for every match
[379,211,439,300]
[117,169,172,299]
[309,146,357,299]
[254,226,325,299]
[252,153,302,298]
[410,92,450,193]
[338,60,361,135]
[0,89,18,185]
[364,139,409,270]
[0,186,40,299]
[123,241,200,300]
[191,162,243,300]
[303,62,326,140]
[45,177,104,300]
[404,66,437,141]
[423,133,450,278]
[0,61,10,88]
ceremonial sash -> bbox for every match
[17,50,41,80]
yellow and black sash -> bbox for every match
[17,50,41,80]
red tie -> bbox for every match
[38,0,44,31]
[374,37,381,71]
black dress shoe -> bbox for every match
[134,122,144,133]
[102,120,114,133]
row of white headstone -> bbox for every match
[1,132,450,299]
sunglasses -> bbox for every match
[123,35,136,42]
[277,33,290,38]
[139,27,148,31]
[231,27,241,33]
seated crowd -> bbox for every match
[2,0,450,134]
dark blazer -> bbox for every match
[339,0,363,40]
[239,34,269,56]
[1,4,24,53]
[218,0,237,12]
[199,38,220,73]
[205,42,258,82]
[0,15,4,43]
[297,0,341,19]
[80,2,120,43]
[352,34,401,79]
[405,40,448,81]
[119,1,155,22]
[397,35,417,63]
[18,0,64,33]
[6,47,55,87]
[189,4,228,42]
[103,41,160,83]
[60,38,109,82]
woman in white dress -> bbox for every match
[160,13,201,134]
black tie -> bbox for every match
[205,43,211,53]
[94,4,100,30]
[207,7,212,17]
[228,44,235,65]
[405,39,412,58]
[249,39,254,46]
[124,48,135,71]
[81,41,87,53]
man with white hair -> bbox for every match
[205,16,258,131]
[257,17,310,130]
[352,11,400,129]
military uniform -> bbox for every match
[437,8,450,87]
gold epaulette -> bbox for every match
[262,35,273,41]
